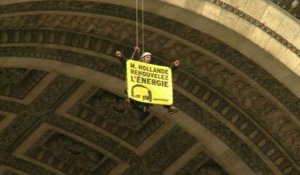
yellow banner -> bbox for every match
[126,60,173,105]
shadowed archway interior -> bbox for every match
[0,1,299,175]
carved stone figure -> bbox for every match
[42,133,103,170]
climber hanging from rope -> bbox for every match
[114,0,180,120]
[115,47,180,115]
[116,47,150,120]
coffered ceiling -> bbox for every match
[0,1,299,175]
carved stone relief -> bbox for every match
[176,152,209,175]
[0,75,78,152]
[124,127,197,175]
[174,91,278,175]
[0,13,298,117]
[0,69,27,85]
[44,114,139,163]
[0,1,298,175]
[25,131,116,175]
[0,2,297,119]
[194,160,228,175]
[179,58,300,164]
[68,88,164,147]
[0,44,298,174]
[208,0,299,56]
[1,155,55,175]
[0,69,47,99]
[85,89,148,129]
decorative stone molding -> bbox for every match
[0,69,47,99]
[0,165,30,175]
[0,38,299,166]
[0,13,298,119]
[123,127,196,175]
[68,88,164,147]
[173,91,275,175]
[0,157,55,175]
[0,1,298,174]
[0,49,282,174]
[174,76,299,174]
[44,116,198,175]
[271,0,300,18]
[45,115,139,163]
[0,75,79,151]
[176,152,229,175]
[0,111,17,133]
[0,68,27,85]
[15,125,119,175]
[0,42,298,173]
[208,0,299,57]
[2,25,300,170]
[174,58,300,165]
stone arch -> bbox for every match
[0,56,254,175]
[89,0,300,97]
[0,36,297,174]
[0,1,299,175]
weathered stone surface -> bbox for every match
[0,69,47,99]
[0,1,299,175]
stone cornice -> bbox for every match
[271,0,300,19]
[0,0,298,57]
[208,0,299,57]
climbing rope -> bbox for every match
[131,0,145,59]
[135,0,139,48]
[141,0,145,53]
